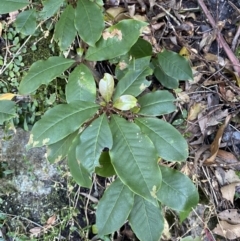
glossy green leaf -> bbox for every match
[129,38,152,58]
[109,115,161,204]
[40,0,64,20]
[27,101,99,148]
[157,49,193,80]
[96,178,134,235]
[15,9,37,35]
[76,114,113,174]
[113,95,137,111]
[113,56,152,100]
[138,90,176,116]
[86,20,147,61]
[153,59,179,89]
[54,5,76,51]
[66,64,96,103]
[0,100,16,124]
[157,166,199,211]
[99,73,114,102]
[128,195,164,241]
[95,152,116,177]
[68,136,92,188]
[0,0,29,14]
[46,131,77,163]
[75,0,104,47]
[19,57,74,95]
[135,117,188,161]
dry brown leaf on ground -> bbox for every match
[218,209,240,224]
[46,214,56,225]
[224,170,240,183]
[187,102,205,121]
[216,150,240,169]
[29,227,42,237]
[220,182,240,204]
[204,115,231,165]
[213,220,240,239]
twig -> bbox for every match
[197,0,240,75]
[155,3,181,26]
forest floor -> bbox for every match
[1,0,240,240]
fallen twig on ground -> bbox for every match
[197,0,240,75]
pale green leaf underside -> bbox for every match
[135,117,188,161]
[15,9,37,35]
[157,166,199,211]
[47,131,77,163]
[66,64,96,103]
[27,101,99,148]
[0,100,16,124]
[54,5,76,51]
[157,50,193,80]
[109,115,161,204]
[68,136,92,188]
[75,0,104,47]
[99,73,114,102]
[113,95,137,111]
[86,20,147,61]
[40,0,64,20]
[19,57,74,94]
[128,195,164,241]
[113,56,152,100]
[138,90,176,116]
[0,0,29,14]
[76,114,113,174]
[96,178,134,235]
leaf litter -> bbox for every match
[2,0,240,240]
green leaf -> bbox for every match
[68,136,92,188]
[54,5,76,51]
[27,101,99,148]
[76,114,113,174]
[86,20,147,61]
[0,100,16,124]
[19,57,74,95]
[113,56,152,100]
[178,209,192,222]
[153,59,179,89]
[138,90,176,116]
[40,0,64,20]
[129,38,152,58]
[128,195,164,241]
[46,131,77,163]
[135,117,188,161]
[15,9,37,35]
[157,49,193,80]
[66,64,96,103]
[0,0,29,14]
[99,73,114,102]
[75,0,104,47]
[113,95,137,111]
[157,166,199,211]
[96,178,134,235]
[95,151,116,177]
[109,115,161,204]
[181,237,201,241]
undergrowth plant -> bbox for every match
[0,1,199,240]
